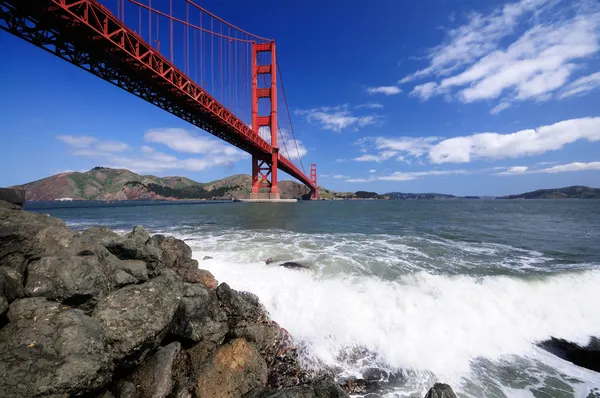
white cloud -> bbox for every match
[57,129,249,174]
[355,136,439,163]
[356,102,384,109]
[274,128,308,160]
[403,0,600,110]
[295,105,378,132]
[496,161,600,175]
[346,168,469,182]
[559,71,600,98]
[333,174,350,179]
[429,117,600,163]
[379,169,470,181]
[144,128,245,159]
[369,169,377,173]
[490,102,511,115]
[57,135,97,148]
[367,86,402,95]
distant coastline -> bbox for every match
[8,167,600,201]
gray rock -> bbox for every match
[424,383,457,398]
[117,381,139,398]
[105,226,162,274]
[0,206,75,273]
[150,235,195,269]
[114,269,139,287]
[25,255,110,308]
[244,378,348,398]
[0,297,112,397]
[0,266,24,303]
[280,262,311,270]
[129,342,181,398]
[117,260,149,282]
[0,295,7,317]
[217,283,284,363]
[194,338,268,398]
[172,283,228,344]
[92,270,183,367]
[203,256,213,260]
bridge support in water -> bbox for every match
[250,41,280,200]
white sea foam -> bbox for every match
[162,228,600,396]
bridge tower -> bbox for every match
[310,164,319,200]
[251,41,280,200]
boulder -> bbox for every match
[114,269,139,288]
[538,337,600,373]
[128,342,181,398]
[92,270,183,367]
[0,206,75,273]
[244,378,348,398]
[117,260,149,283]
[25,255,110,308]
[217,283,285,363]
[0,296,7,317]
[105,226,162,274]
[171,283,228,344]
[117,381,139,398]
[0,297,112,397]
[150,235,195,269]
[177,268,218,289]
[265,258,274,265]
[195,338,268,398]
[279,262,310,271]
[424,383,457,398]
[0,266,24,304]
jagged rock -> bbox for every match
[92,270,183,367]
[105,226,162,274]
[151,235,196,270]
[172,282,228,344]
[244,377,348,398]
[203,256,213,260]
[0,296,7,316]
[0,297,112,397]
[0,199,21,210]
[128,342,181,398]
[177,268,218,289]
[117,260,149,282]
[539,337,600,373]
[195,338,268,398]
[25,255,110,308]
[424,383,457,398]
[0,206,75,273]
[280,262,310,270]
[0,266,24,303]
[117,381,139,398]
[114,269,139,287]
[217,283,285,363]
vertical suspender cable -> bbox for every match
[169,0,173,62]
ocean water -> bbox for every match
[26,199,600,397]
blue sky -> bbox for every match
[1,0,600,196]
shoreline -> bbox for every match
[0,199,457,398]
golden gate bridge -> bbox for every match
[0,0,319,200]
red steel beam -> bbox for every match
[0,0,316,191]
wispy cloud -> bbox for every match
[56,128,249,174]
[355,102,384,109]
[367,86,402,96]
[559,71,600,98]
[355,136,438,163]
[429,117,600,163]
[496,161,600,175]
[295,105,379,132]
[402,0,600,112]
[346,168,470,182]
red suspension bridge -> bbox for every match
[0,0,319,200]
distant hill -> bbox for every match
[499,186,600,199]
[11,167,315,201]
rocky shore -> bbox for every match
[0,200,456,398]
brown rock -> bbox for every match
[129,342,181,398]
[195,338,268,398]
[177,268,218,289]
